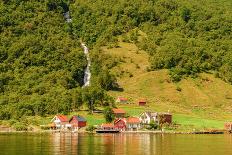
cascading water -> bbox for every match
[64,11,72,23]
[81,43,91,87]
[64,10,91,87]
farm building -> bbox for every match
[114,118,127,131]
[139,112,158,124]
[139,112,172,125]
[159,113,172,124]
[69,115,87,130]
[116,97,128,104]
[112,108,126,118]
[138,99,147,106]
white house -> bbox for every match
[139,112,158,124]
[125,117,141,131]
[51,115,70,129]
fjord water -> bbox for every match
[0,133,232,155]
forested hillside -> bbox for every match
[0,0,88,118]
[1,0,232,120]
[71,0,232,82]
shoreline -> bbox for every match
[0,129,228,134]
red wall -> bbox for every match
[70,118,87,127]
[139,102,146,106]
[114,120,126,130]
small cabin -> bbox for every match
[158,113,172,124]
[138,99,147,106]
[69,115,87,130]
[116,97,128,104]
[112,108,126,118]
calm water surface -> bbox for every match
[0,133,232,155]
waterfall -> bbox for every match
[64,11,72,23]
[64,10,91,87]
[81,43,91,87]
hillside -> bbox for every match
[1,0,232,129]
[104,40,232,120]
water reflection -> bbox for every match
[0,133,232,155]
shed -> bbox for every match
[112,108,126,118]
[69,115,87,129]
[116,97,128,104]
[158,113,172,124]
[138,99,147,106]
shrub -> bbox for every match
[13,122,28,131]
[86,125,96,132]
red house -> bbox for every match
[112,108,126,118]
[114,118,126,131]
[138,99,147,106]
[69,115,87,130]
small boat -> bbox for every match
[96,129,120,133]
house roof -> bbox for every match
[117,97,128,101]
[101,123,114,128]
[56,115,69,122]
[112,108,126,114]
[127,117,140,124]
[71,115,86,122]
[114,118,126,124]
[139,99,146,103]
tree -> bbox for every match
[104,107,115,123]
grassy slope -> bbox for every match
[102,40,232,129]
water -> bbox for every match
[63,11,91,87]
[0,133,232,155]
[81,43,91,87]
[64,12,72,23]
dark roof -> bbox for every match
[72,115,86,122]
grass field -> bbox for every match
[101,40,232,129]
[4,40,232,131]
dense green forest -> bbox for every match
[1,0,232,119]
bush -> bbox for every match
[176,86,182,92]
[13,122,28,131]
[86,125,96,132]
[104,107,115,123]
[147,120,158,130]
